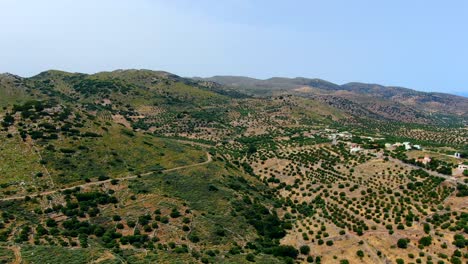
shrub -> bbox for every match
[127,220,136,228]
[170,209,181,218]
[356,250,364,258]
[246,253,255,262]
[271,245,298,259]
[300,245,310,255]
[419,236,432,247]
[98,175,109,181]
[452,234,466,248]
[46,219,57,227]
[397,238,408,248]
[188,233,200,243]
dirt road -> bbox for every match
[0,152,212,202]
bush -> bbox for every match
[450,256,461,264]
[397,238,408,248]
[356,250,364,258]
[300,245,310,255]
[246,253,255,262]
[98,175,109,181]
[452,234,466,248]
[419,236,432,247]
[127,220,136,228]
[271,245,298,259]
[188,233,200,243]
[208,184,218,191]
[170,209,181,218]
[46,219,57,227]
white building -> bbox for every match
[417,156,431,165]
[403,142,412,150]
[350,145,362,154]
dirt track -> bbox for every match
[0,152,212,202]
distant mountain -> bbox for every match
[451,91,468,98]
[193,76,340,93]
[195,76,468,118]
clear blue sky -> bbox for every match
[1,0,467,94]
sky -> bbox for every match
[0,0,467,95]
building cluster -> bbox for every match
[386,141,421,151]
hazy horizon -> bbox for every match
[1,0,467,95]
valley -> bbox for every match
[0,70,466,264]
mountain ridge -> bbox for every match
[194,75,466,99]
[195,75,468,117]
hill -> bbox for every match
[196,75,468,122]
